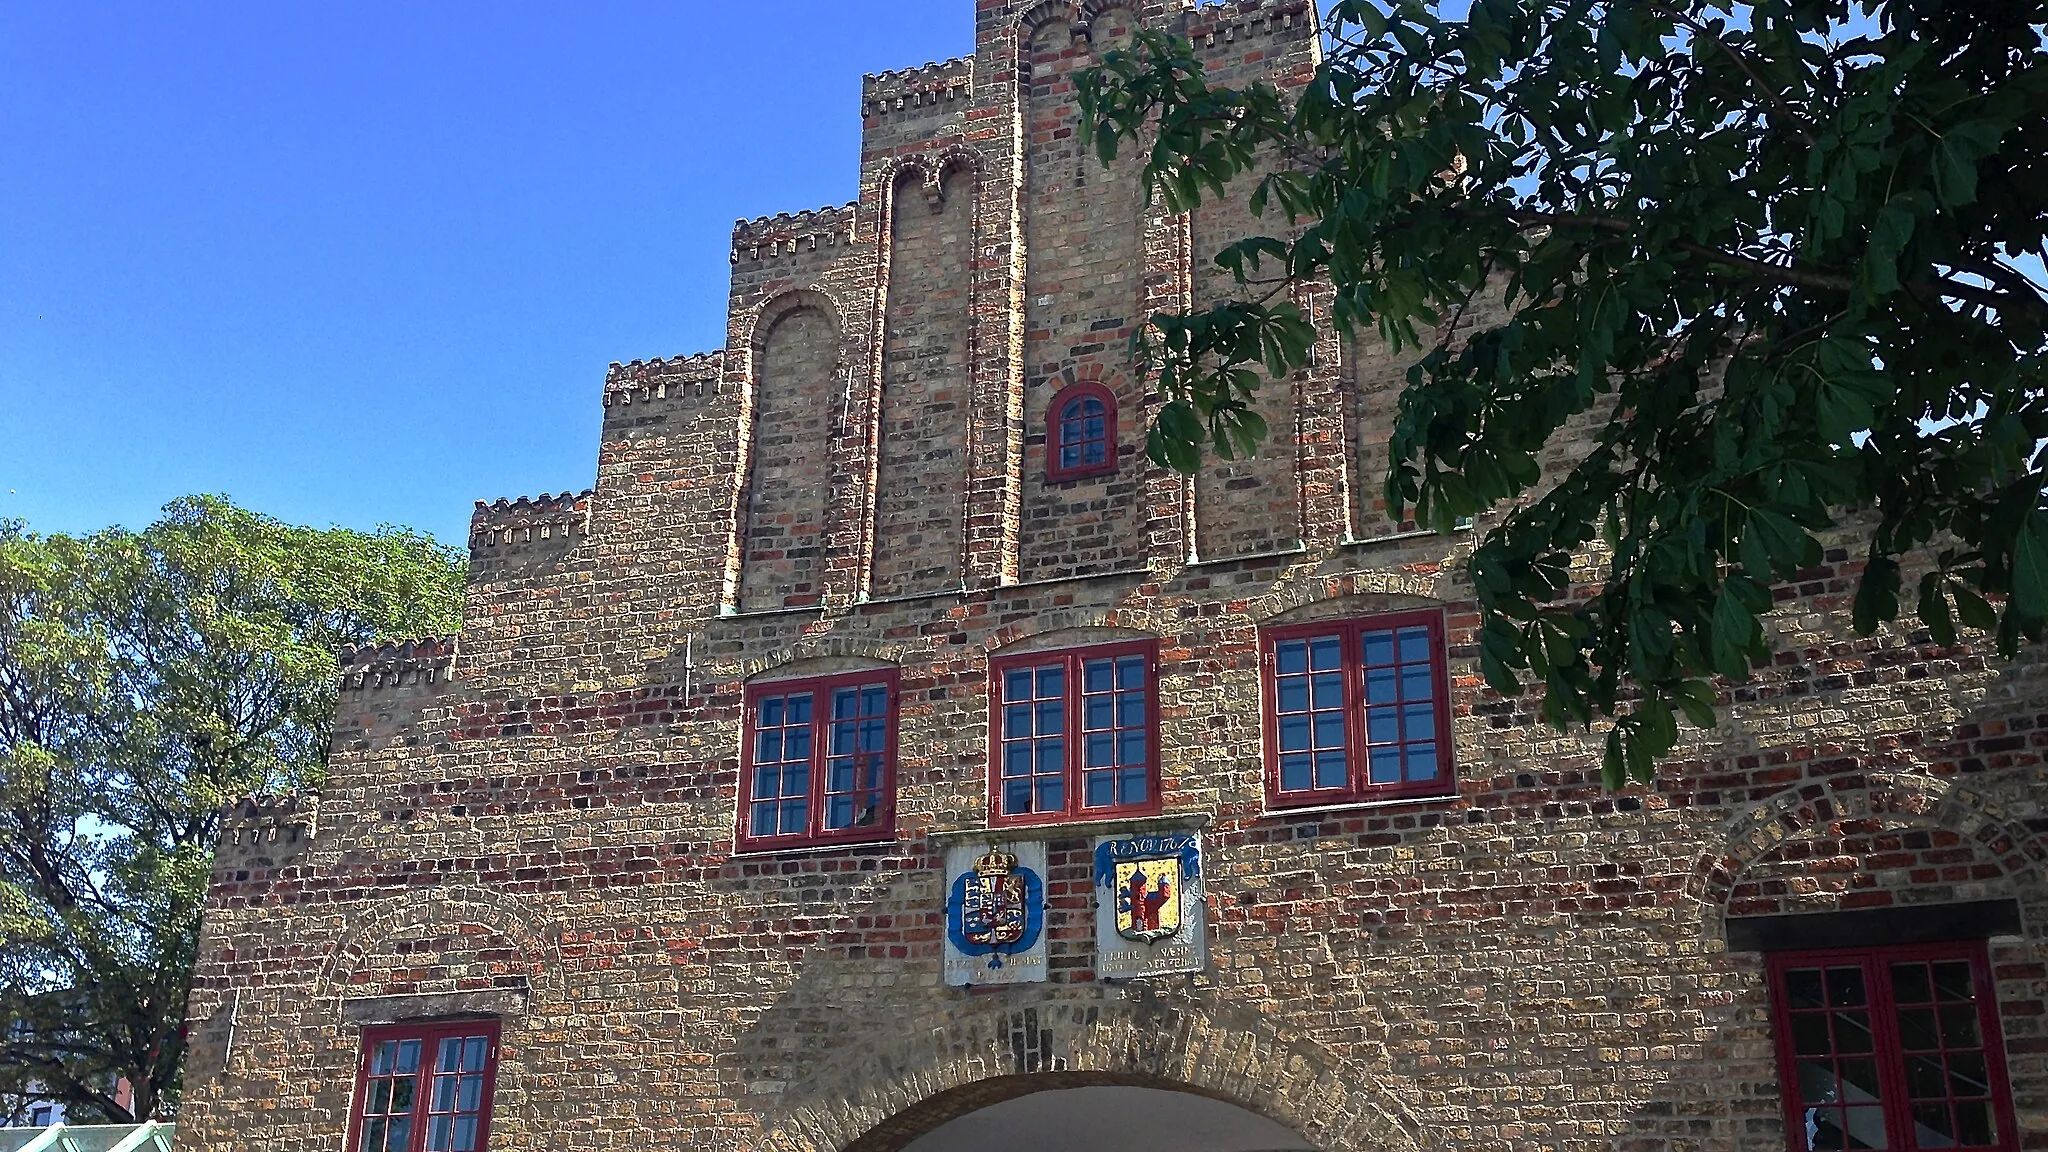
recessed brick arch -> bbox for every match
[754,988,1427,1152]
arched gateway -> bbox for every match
[755,991,1424,1152]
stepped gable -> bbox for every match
[604,350,728,407]
[862,57,973,116]
[470,490,593,550]
[217,791,319,858]
[338,636,459,690]
[730,203,858,264]
[1183,0,1312,42]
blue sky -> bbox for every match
[0,1,968,545]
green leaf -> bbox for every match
[2013,517,2048,619]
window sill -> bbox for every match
[1262,792,1459,819]
[928,810,1211,845]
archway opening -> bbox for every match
[848,1073,1315,1152]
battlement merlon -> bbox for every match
[862,57,974,116]
[604,350,728,407]
[214,791,320,871]
[1181,0,1317,45]
[730,202,859,265]
[470,490,592,550]
[338,636,459,691]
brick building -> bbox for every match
[175,1,2048,1149]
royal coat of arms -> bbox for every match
[1093,831,1207,979]
[943,841,1047,986]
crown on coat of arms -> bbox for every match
[974,849,1017,877]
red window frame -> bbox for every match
[737,668,899,851]
[1766,940,2019,1151]
[988,639,1161,827]
[1045,381,1119,482]
[1260,609,1454,808]
[347,1019,501,1152]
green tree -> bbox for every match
[1080,0,2047,783]
[0,496,464,1121]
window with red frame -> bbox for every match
[1046,382,1117,481]
[1767,941,2018,1151]
[740,670,897,850]
[991,641,1158,824]
[1261,611,1452,807]
[349,1020,499,1152]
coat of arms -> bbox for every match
[1113,855,1182,943]
[1092,830,1207,978]
[943,841,1047,985]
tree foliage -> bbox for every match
[1080,0,2048,784]
[0,496,464,1121]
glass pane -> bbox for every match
[787,695,811,723]
[1309,636,1341,670]
[1005,669,1032,700]
[1367,708,1399,744]
[1839,1104,1886,1148]
[1938,1004,1980,1048]
[1891,962,1933,1005]
[385,1118,412,1152]
[372,1040,397,1076]
[1362,631,1394,666]
[827,795,853,829]
[1036,665,1063,697]
[1085,696,1111,730]
[1005,703,1032,739]
[1400,664,1433,701]
[1403,703,1436,741]
[1834,1010,1874,1054]
[369,1080,391,1113]
[761,697,783,726]
[752,765,779,800]
[1311,674,1343,709]
[1004,743,1031,776]
[1036,700,1064,735]
[1907,1054,1948,1099]
[1118,767,1147,805]
[1839,1057,1882,1102]
[1084,659,1112,693]
[453,1116,478,1152]
[1933,960,1974,1002]
[751,803,777,837]
[862,685,887,714]
[1826,966,1867,1008]
[1117,656,1145,687]
[1897,1007,1941,1051]
[1086,733,1113,767]
[1786,969,1826,1009]
[1278,679,1307,712]
[780,800,807,835]
[1399,626,1430,662]
[1365,667,1396,704]
[1406,744,1439,780]
[1955,1100,1995,1146]
[1035,777,1063,811]
[1086,773,1113,807]
[433,1074,455,1111]
[1116,694,1143,727]
[362,1118,386,1152]
[459,1071,482,1108]
[1912,1102,1957,1147]
[1315,750,1347,789]
[829,758,853,792]
[1276,640,1306,674]
[1117,730,1145,763]
[397,1040,421,1074]
[1797,1060,1838,1104]
[1314,712,1345,748]
[1948,1051,1989,1096]
[1368,746,1401,785]
[1791,1014,1833,1056]
[785,728,810,759]
[1004,778,1031,814]
[1280,715,1310,751]
[429,1116,452,1152]
[1036,740,1063,774]
[1280,753,1312,792]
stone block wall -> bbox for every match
[175,3,2048,1151]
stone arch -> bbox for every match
[1689,770,2048,946]
[743,287,855,377]
[754,987,1426,1151]
[1244,570,1454,625]
[738,639,905,682]
[1015,1,1083,44]
[317,884,559,1003]
[735,290,851,611]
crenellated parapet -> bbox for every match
[731,203,859,265]
[1182,0,1314,43]
[469,491,592,564]
[603,350,729,408]
[214,791,319,870]
[862,57,974,116]
[338,636,459,691]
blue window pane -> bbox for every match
[1366,667,1397,704]
[1310,636,1343,670]
[1061,443,1084,469]
[1313,711,1345,749]
[827,796,853,829]
[860,718,885,751]
[756,730,783,764]
[363,1119,387,1152]
[1035,777,1064,811]
[1117,729,1145,764]
[782,763,809,796]
[1118,656,1145,687]
[386,1119,412,1152]
[1006,669,1033,700]
[1280,753,1313,791]
[1086,773,1114,807]
[429,1116,452,1151]
[1311,672,1344,709]
[833,687,858,719]
[434,1074,456,1111]
[1362,630,1395,666]
[752,765,780,800]
[1116,693,1144,726]
[399,1040,422,1074]
[1277,678,1308,712]
[780,800,808,834]
[761,697,784,726]
[1037,665,1064,698]
[1403,703,1436,742]
[1276,640,1307,675]
[452,1117,477,1152]
[1004,743,1032,777]
[371,1041,396,1076]
[1085,659,1113,693]
[1005,703,1033,739]
[785,728,811,760]
[863,685,887,713]
[1367,707,1399,744]
[1369,746,1402,784]
[1036,740,1064,774]
[1402,665,1433,701]
[1036,700,1065,734]
[1399,626,1431,663]
[1004,779,1032,814]
[459,1066,483,1102]
[1315,750,1348,789]
[1279,714,1311,751]
[1118,767,1148,805]
[751,803,779,837]
[828,757,854,792]
[1086,733,1114,766]
[1085,695,1112,730]
[860,757,884,790]
[831,723,853,755]
[1406,745,1440,780]
[787,694,812,723]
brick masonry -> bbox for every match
[176,2,2048,1149]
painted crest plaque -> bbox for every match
[1093,830,1207,979]
[944,841,1047,986]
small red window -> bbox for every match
[739,669,898,850]
[1046,381,1118,482]
[989,640,1159,825]
[348,1020,500,1152]
[1261,610,1453,807]
[1767,941,2018,1150]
